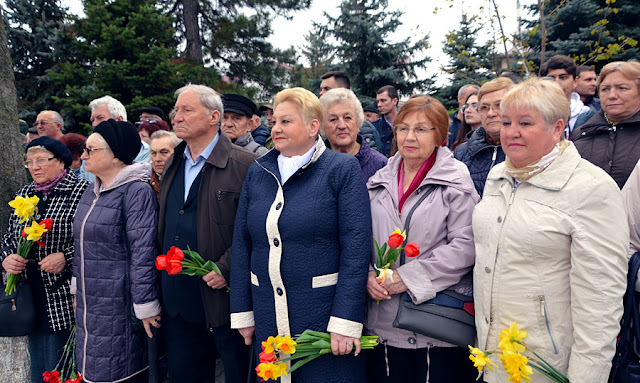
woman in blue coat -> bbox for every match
[230,88,371,382]
[73,120,160,383]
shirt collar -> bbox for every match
[183,132,219,165]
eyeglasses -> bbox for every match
[479,102,502,114]
[461,103,479,113]
[33,120,52,127]
[24,157,55,169]
[135,119,160,125]
[83,147,107,156]
[395,125,435,136]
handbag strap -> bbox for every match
[398,184,438,266]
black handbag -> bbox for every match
[0,277,36,337]
[391,185,476,348]
[609,251,640,383]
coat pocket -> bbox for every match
[311,272,339,288]
[539,295,559,355]
[250,272,259,287]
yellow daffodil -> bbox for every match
[256,362,278,381]
[272,362,288,378]
[275,334,297,354]
[8,195,37,223]
[468,346,498,371]
[23,220,48,242]
[261,336,278,354]
[499,350,532,383]
[375,266,394,284]
[499,322,527,353]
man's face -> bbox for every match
[35,111,61,138]
[320,77,341,96]
[457,87,479,108]
[376,91,398,115]
[364,111,379,122]
[546,68,575,99]
[222,112,253,140]
[265,108,275,128]
[91,104,116,127]
[575,70,597,97]
[173,91,220,142]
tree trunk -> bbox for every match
[538,0,547,67]
[182,0,203,64]
[0,9,31,383]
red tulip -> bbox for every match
[21,230,27,238]
[259,351,277,363]
[155,255,168,270]
[39,218,54,231]
[167,259,183,275]
[404,242,420,257]
[387,229,406,249]
[167,246,184,261]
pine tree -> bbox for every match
[327,0,432,100]
[4,0,73,121]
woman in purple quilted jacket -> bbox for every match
[72,120,160,383]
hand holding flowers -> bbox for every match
[370,229,419,302]
[156,246,229,291]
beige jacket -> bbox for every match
[622,159,640,290]
[473,143,629,382]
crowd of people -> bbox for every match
[1,54,639,383]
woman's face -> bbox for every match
[479,89,509,138]
[395,112,440,164]
[272,101,319,157]
[463,94,481,127]
[81,134,114,177]
[26,150,65,185]
[599,71,640,123]
[138,129,151,144]
[501,106,563,169]
[324,102,359,151]
[150,136,175,175]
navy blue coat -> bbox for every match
[230,140,371,382]
[454,127,505,197]
[73,163,159,383]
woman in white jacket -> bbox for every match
[472,78,629,382]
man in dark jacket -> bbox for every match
[158,84,257,383]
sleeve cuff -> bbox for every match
[133,299,161,319]
[397,265,436,304]
[70,277,77,295]
[327,316,363,339]
[231,311,255,329]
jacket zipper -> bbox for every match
[490,146,498,169]
[79,196,98,375]
[539,295,559,354]
[216,190,240,201]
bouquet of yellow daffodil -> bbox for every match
[256,330,378,381]
[468,322,569,383]
[5,195,52,296]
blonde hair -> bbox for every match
[478,77,515,102]
[501,77,570,130]
[597,60,640,91]
[319,88,364,133]
[274,88,323,125]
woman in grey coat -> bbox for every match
[72,120,160,383]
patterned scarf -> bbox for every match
[505,140,569,182]
[34,169,68,195]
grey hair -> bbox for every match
[26,146,54,157]
[319,88,364,134]
[174,84,223,128]
[89,95,127,121]
[458,84,480,98]
[150,130,182,147]
[40,110,64,126]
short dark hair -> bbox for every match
[377,85,398,100]
[320,71,351,89]
[499,71,524,84]
[540,55,577,78]
[576,65,596,77]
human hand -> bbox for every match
[39,252,66,274]
[2,254,27,274]
[380,271,408,295]
[367,271,390,300]
[239,326,255,345]
[203,270,227,289]
[330,332,361,356]
[142,315,162,338]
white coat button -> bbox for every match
[497,216,502,223]
[485,267,491,274]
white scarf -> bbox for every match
[277,143,316,184]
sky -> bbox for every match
[61,0,537,87]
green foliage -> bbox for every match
[325,0,433,99]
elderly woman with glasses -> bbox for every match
[473,78,629,382]
[320,88,388,181]
[72,120,160,383]
[230,88,372,382]
[365,96,479,382]
[1,137,88,383]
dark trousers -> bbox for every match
[164,315,249,383]
[366,344,477,383]
[28,315,71,383]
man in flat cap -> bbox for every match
[139,106,164,122]
[221,94,269,155]
[363,105,379,123]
